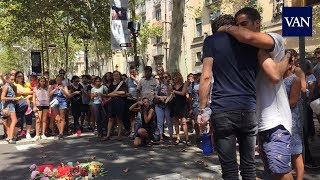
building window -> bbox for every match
[156,36,162,44]
[141,14,146,23]
[195,18,202,37]
[210,11,220,21]
[196,52,202,63]
[273,0,283,18]
[155,7,161,21]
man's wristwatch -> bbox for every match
[225,25,232,31]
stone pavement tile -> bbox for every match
[147,173,190,180]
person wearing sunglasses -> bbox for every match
[58,69,71,87]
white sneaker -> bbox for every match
[26,133,32,140]
[41,135,48,140]
[32,136,40,141]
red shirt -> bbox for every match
[30,80,38,91]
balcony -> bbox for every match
[127,56,134,63]
[204,0,221,8]
[153,0,161,7]
[152,46,164,57]
[140,3,146,13]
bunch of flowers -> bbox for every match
[29,161,107,180]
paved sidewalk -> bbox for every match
[0,118,319,179]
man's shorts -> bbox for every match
[258,125,292,175]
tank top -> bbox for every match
[173,83,186,105]
[52,86,67,103]
[34,87,50,106]
[4,82,15,103]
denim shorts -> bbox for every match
[258,125,292,175]
[3,102,15,113]
[52,101,68,110]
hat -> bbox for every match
[29,72,37,76]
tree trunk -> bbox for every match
[168,0,185,73]
[64,34,69,72]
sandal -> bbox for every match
[117,136,122,141]
[175,139,181,145]
[8,139,16,144]
[185,140,191,146]
[102,136,110,141]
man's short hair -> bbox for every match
[235,7,261,22]
[211,15,236,34]
[315,47,320,54]
[144,66,152,72]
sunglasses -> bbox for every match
[17,75,24,78]
[315,51,320,54]
[163,76,169,79]
[59,72,65,75]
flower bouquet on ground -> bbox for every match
[29,161,108,180]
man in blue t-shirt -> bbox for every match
[199,15,259,180]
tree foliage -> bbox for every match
[0,0,112,75]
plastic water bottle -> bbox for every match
[202,133,213,155]
[201,107,213,155]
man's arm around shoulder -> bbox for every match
[258,50,292,84]
[219,25,274,50]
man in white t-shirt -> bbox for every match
[219,7,293,180]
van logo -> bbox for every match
[282,7,312,36]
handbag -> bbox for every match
[102,81,123,106]
[310,98,320,115]
[165,93,175,104]
[1,105,10,117]
[49,99,59,108]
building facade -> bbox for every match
[77,0,319,77]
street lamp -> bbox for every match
[82,33,90,75]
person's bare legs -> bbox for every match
[181,117,189,141]
[274,173,293,180]
[35,112,41,137]
[52,109,61,135]
[106,118,114,139]
[130,114,135,134]
[133,128,148,148]
[59,109,66,135]
[174,117,180,143]
[2,118,9,138]
[292,154,304,180]
[41,110,48,135]
[117,117,123,141]
[8,113,17,140]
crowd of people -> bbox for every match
[0,65,204,147]
[1,6,320,180]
